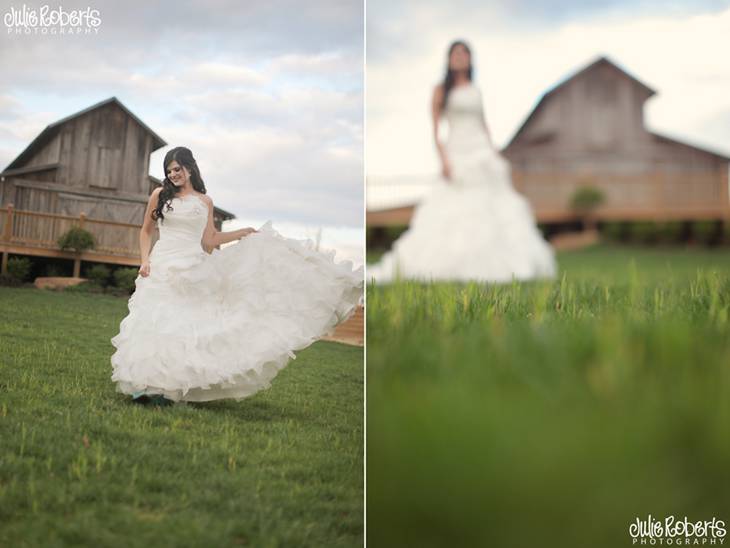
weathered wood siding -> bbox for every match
[502,57,730,221]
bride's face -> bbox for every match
[449,44,470,72]
[166,160,190,187]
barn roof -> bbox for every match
[649,130,730,162]
[2,96,167,172]
[503,55,656,150]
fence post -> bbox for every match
[74,212,86,278]
[3,203,13,242]
[1,204,13,275]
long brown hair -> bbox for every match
[152,147,207,223]
[441,40,473,110]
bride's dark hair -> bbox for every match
[152,146,207,223]
[441,40,473,110]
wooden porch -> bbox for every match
[1,203,142,276]
[367,169,730,227]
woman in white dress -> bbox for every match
[111,147,363,406]
[368,40,557,283]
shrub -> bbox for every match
[692,220,717,245]
[601,221,625,242]
[58,227,95,252]
[656,221,683,244]
[569,186,605,213]
[629,221,659,244]
[7,256,32,283]
[113,268,138,293]
[87,264,111,287]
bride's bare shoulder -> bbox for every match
[196,193,213,207]
[147,186,162,205]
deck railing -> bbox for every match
[367,170,730,224]
[0,203,143,276]
[1,203,142,256]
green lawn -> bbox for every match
[0,287,363,547]
[366,243,730,548]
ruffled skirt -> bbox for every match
[111,221,363,402]
[367,180,558,283]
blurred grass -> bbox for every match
[366,244,730,548]
[0,287,363,547]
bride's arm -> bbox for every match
[432,84,451,180]
[138,187,161,276]
[200,196,257,253]
[213,228,256,248]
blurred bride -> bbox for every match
[368,40,557,283]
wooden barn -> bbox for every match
[0,97,235,276]
[367,55,730,228]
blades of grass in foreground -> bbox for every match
[367,245,730,548]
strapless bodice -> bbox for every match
[148,194,209,278]
[156,194,208,247]
[444,84,491,149]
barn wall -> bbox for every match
[502,60,730,220]
[55,103,152,195]
[19,133,61,168]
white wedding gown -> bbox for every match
[368,84,557,283]
[111,193,363,402]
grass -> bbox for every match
[366,243,730,548]
[0,287,363,547]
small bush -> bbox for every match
[87,264,111,287]
[58,227,95,252]
[113,268,138,293]
[692,220,717,245]
[570,186,605,213]
[7,256,32,282]
[601,221,625,242]
[629,221,659,244]
[656,221,683,244]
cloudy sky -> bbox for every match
[367,0,730,180]
[0,0,363,265]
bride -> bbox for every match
[368,40,557,283]
[111,146,363,405]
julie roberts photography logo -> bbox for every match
[4,4,101,35]
[629,515,726,545]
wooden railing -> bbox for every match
[1,203,144,276]
[366,170,730,225]
[511,170,730,221]
[1,203,142,256]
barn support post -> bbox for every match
[73,211,86,278]
[1,203,14,275]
